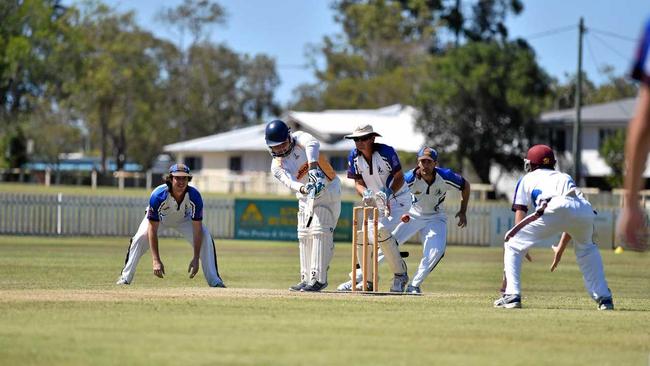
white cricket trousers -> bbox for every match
[393,213,447,287]
[504,196,611,300]
[118,217,224,286]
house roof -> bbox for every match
[164,104,426,154]
[286,104,424,152]
[539,97,637,124]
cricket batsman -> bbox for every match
[116,163,226,287]
[265,119,341,292]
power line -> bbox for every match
[583,36,634,117]
[524,24,575,40]
[589,28,638,43]
[588,32,630,62]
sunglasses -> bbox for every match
[353,135,373,142]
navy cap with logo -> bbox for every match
[169,163,191,177]
[417,147,438,161]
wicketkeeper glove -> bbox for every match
[362,188,375,206]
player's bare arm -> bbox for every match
[354,178,367,197]
[148,220,165,278]
[188,220,202,278]
[513,209,533,261]
[456,181,471,228]
[390,169,405,195]
[550,232,571,272]
[618,84,650,251]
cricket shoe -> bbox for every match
[597,297,614,311]
[493,294,522,309]
[115,278,129,285]
[390,273,409,293]
[289,281,308,292]
[355,281,373,291]
[302,279,328,292]
[337,279,354,291]
[406,285,421,294]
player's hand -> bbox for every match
[550,244,564,272]
[455,211,467,228]
[188,256,200,279]
[153,259,165,278]
[617,205,648,252]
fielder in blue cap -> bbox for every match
[116,163,225,287]
[390,146,471,294]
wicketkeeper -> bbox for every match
[265,119,342,292]
[116,164,225,287]
[336,124,410,292]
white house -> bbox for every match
[163,104,423,194]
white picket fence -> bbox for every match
[0,193,629,248]
[0,193,234,238]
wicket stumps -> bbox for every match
[351,206,379,292]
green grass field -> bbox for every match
[0,236,648,366]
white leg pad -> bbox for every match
[297,209,312,283]
[309,205,337,283]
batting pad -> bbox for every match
[378,235,407,274]
[311,232,334,283]
[297,210,312,283]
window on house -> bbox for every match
[229,156,242,173]
[551,129,566,152]
[183,156,202,171]
[329,156,347,172]
[599,129,617,149]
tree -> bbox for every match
[599,129,626,188]
[0,0,82,168]
[415,40,550,183]
[159,0,279,140]
[291,0,525,110]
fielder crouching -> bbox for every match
[265,119,342,292]
[116,163,225,287]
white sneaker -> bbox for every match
[116,278,129,285]
[355,281,373,291]
[337,280,354,291]
[390,273,408,292]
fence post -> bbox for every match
[45,168,51,187]
[56,192,62,235]
[91,170,97,190]
[146,169,152,191]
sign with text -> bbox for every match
[234,199,353,242]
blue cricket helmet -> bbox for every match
[265,119,294,157]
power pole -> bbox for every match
[573,17,585,185]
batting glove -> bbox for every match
[308,167,326,197]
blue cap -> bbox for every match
[417,147,438,161]
[169,163,191,177]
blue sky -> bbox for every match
[76,0,649,106]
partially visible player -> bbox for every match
[336,124,410,292]
[617,17,650,251]
[494,145,613,310]
[266,119,341,292]
[116,163,225,287]
[391,147,471,294]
